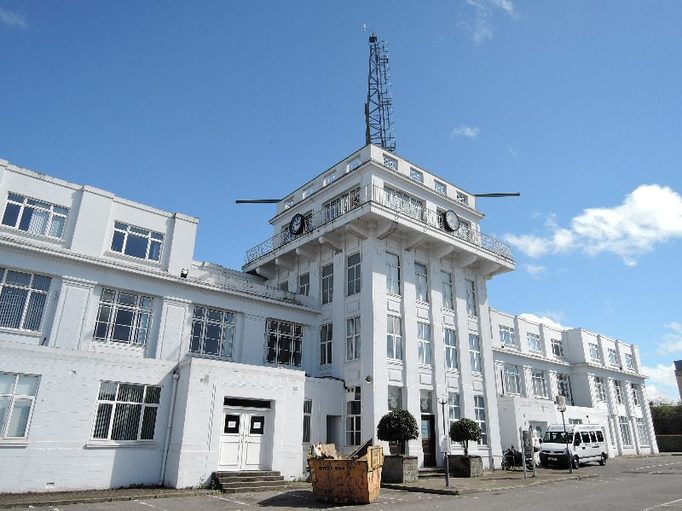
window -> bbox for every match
[388,386,403,411]
[434,181,447,195]
[608,348,618,367]
[465,279,477,316]
[636,418,649,446]
[441,271,454,309]
[624,353,635,371]
[383,154,398,170]
[551,339,565,358]
[532,369,548,398]
[630,383,640,406]
[417,322,432,365]
[589,343,601,363]
[556,373,572,404]
[569,418,583,425]
[321,264,334,304]
[527,333,543,353]
[298,273,310,296]
[190,306,235,358]
[347,156,362,172]
[94,288,152,346]
[320,323,333,366]
[456,192,468,205]
[444,328,458,370]
[383,187,424,221]
[595,376,606,402]
[283,197,294,209]
[111,222,163,261]
[503,364,521,395]
[474,396,487,445]
[346,386,361,445]
[410,168,423,183]
[347,253,361,296]
[386,253,401,295]
[386,316,403,360]
[302,185,316,198]
[265,319,303,367]
[323,171,337,186]
[2,193,68,239]
[0,268,51,331]
[614,380,623,404]
[415,262,428,302]
[448,393,461,424]
[469,334,482,372]
[346,316,361,361]
[0,372,39,439]
[499,326,516,348]
[92,382,160,441]
[619,416,632,447]
[279,281,289,292]
[302,400,312,443]
[324,188,361,222]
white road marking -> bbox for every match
[208,494,253,506]
[134,500,167,511]
[642,497,682,510]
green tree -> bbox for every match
[377,409,419,455]
[449,418,482,456]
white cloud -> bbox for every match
[451,125,480,139]
[505,184,682,266]
[0,7,26,28]
[524,263,546,277]
[640,363,679,403]
[656,322,682,355]
[518,312,567,330]
[460,0,516,45]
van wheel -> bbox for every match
[599,454,606,466]
[572,456,579,469]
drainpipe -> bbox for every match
[160,368,181,486]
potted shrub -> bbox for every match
[377,409,419,483]
[448,418,484,477]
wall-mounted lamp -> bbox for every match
[180,268,189,278]
[364,375,373,384]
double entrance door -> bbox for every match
[218,408,271,471]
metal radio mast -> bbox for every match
[365,33,396,153]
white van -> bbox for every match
[539,424,608,468]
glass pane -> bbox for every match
[148,241,161,261]
[111,231,125,252]
[26,208,49,235]
[111,404,141,440]
[30,275,51,292]
[7,193,25,203]
[117,293,136,306]
[1,202,21,227]
[130,226,149,236]
[5,271,31,287]
[140,407,158,440]
[92,403,112,439]
[0,287,28,329]
[0,373,15,394]
[15,375,39,396]
[207,309,222,322]
[193,307,205,319]
[114,222,128,230]
[117,384,144,403]
[124,234,148,258]
[6,398,32,437]
[114,308,134,327]
[27,198,50,209]
[49,215,66,238]
[53,206,69,216]
[0,396,10,435]
[98,382,118,400]
[145,387,161,404]
[22,292,47,331]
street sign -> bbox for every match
[555,395,566,412]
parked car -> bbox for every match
[539,424,608,468]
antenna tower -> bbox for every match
[365,33,396,153]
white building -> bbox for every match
[0,147,657,493]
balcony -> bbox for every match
[243,184,514,268]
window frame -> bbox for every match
[1,192,69,239]
[409,168,424,183]
[619,416,632,447]
[189,305,236,359]
[320,323,333,366]
[346,253,361,296]
[531,369,548,398]
[614,380,624,404]
[386,315,403,361]
[474,395,487,445]
[298,273,310,296]
[93,288,153,346]
[499,325,516,348]
[414,262,429,303]
[321,263,334,304]
[0,371,40,440]
[110,222,164,262]
[556,373,573,404]
[465,279,477,317]
[346,386,362,446]
[91,381,161,442]
[302,399,313,443]
[0,267,52,332]
[417,322,432,365]
[444,328,458,370]
[624,353,635,371]
[608,348,619,367]
[434,180,447,195]
[388,386,403,411]
[469,333,482,373]
[448,392,461,424]
[503,364,521,395]
[589,343,601,363]
[594,376,607,402]
[551,339,565,358]
[346,316,361,361]
[265,318,303,367]
[527,332,543,353]
[441,270,454,309]
[386,253,401,295]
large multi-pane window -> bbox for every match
[383,187,424,221]
[474,396,487,445]
[630,383,640,406]
[190,306,235,358]
[614,380,624,404]
[388,386,403,411]
[386,253,401,295]
[0,268,51,331]
[111,222,163,261]
[265,319,303,367]
[556,373,572,404]
[417,322,432,365]
[624,353,635,371]
[94,288,152,346]
[92,382,160,441]
[532,369,548,398]
[608,348,619,367]
[346,316,361,361]
[469,334,482,372]
[386,316,403,360]
[302,399,312,443]
[448,392,461,424]
[551,339,565,357]
[321,264,334,304]
[414,262,429,302]
[594,376,607,401]
[2,193,68,239]
[619,416,632,447]
[347,253,361,296]
[527,333,543,353]
[441,271,454,309]
[324,188,361,222]
[0,372,40,439]
[499,326,516,347]
[346,387,361,446]
[503,364,521,395]
[465,279,477,316]
[320,323,333,366]
[589,343,601,363]
[298,273,310,296]
[636,418,649,446]
[444,328,458,369]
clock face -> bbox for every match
[289,214,304,235]
[444,210,460,232]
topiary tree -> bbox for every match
[377,409,419,455]
[449,418,482,456]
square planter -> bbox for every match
[447,454,483,478]
[381,455,418,483]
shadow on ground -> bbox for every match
[257,489,362,509]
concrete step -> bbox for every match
[215,470,280,478]
[213,471,288,494]
[222,484,290,494]
[217,475,284,484]
[419,468,445,478]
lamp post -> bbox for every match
[556,395,572,474]
[438,396,450,487]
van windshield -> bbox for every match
[543,431,571,443]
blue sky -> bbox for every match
[1,1,681,401]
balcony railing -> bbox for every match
[244,184,514,265]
